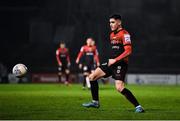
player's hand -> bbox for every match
[97,62,100,67]
[79,64,82,69]
[67,62,71,67]
[59,63,62,66]
[76,59,79,64]
[108,59,116,66]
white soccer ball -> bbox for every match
[12,64,28,77]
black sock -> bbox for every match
[121,88,139,107]
[58,75,61,82]
[83,75,86,87]
[66,74,69,82]
[90,80,99,101]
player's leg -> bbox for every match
[86,74,91,89]
[88,69,99,101]
[115,80,144,113]
[65,69,70,85]
[89,67,106,81]
[83,72,90,89]
[85,65,98,89]
[78,64,86,89]
[58,66,62,83]
[61,65,67,84]
[82,67,107,108]
[82,65,91,89]
[82,74,87,89]
[113,62,144,113]
[115,81,139,106]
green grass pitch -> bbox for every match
[0,83,180,120]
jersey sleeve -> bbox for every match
[76,46,84,62]
[94,47,100,64]
[56,49,62,65]
[122,32,131,46]
[114,45,132,62]
[66,49,70,63]
[114,31,132,62]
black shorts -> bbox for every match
[58,65,69,73]
[82,64,95,73]
[99,61,128,81]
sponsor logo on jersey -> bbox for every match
[60,54,66,57]
[117,66,121,69]
[86,52,94,55]
[111,40,120,44]
[112,46,120,49]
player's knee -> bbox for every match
[115,84,125,92]
[116,87,124,92]
[83,73,88,76]
[65,70,70,74]
[89,73,95,81]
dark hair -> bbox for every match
[60,41,65,44]
[109,14,122,20]
[87,37,94,40]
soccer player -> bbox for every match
[82,14,144,113]
[56,42,71,85]
[76,38,100,89]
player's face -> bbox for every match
[86,38,92,46]
[109,18,121,31]
[91,40,95,46]
[60,43,65,48]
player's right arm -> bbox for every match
[56,49,62,66]
[76,46,84,64]
[66,48,71,67]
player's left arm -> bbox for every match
[114,45,132,62]
[66,49,71,66]
[108,45,132,66]
[94,48,100,66]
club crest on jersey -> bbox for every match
[112,46,119,49]
[83,66,88,71]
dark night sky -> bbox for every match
[0,0,180,73]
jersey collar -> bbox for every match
[113,28,123,34]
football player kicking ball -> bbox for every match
[82,14,144,113]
